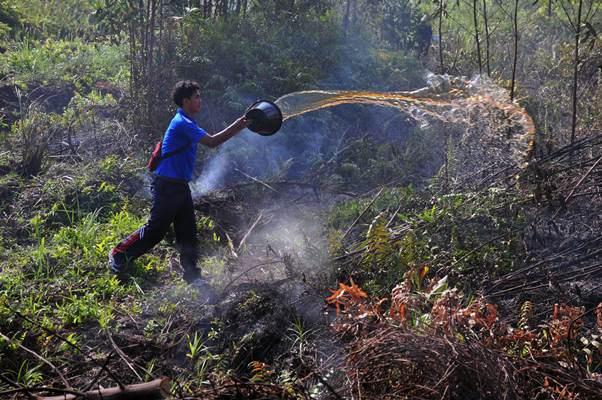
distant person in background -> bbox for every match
[416,13,433,57]
[109,80,250,283]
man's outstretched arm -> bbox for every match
[199,116,250,148]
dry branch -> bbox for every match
[564,155,602,204]
[237,211,263,252]
[234,168,278,192]
[38,377,170,400]
[105,330,144,382]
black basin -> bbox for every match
[245,100,282,136]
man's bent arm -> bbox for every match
[199,117,249,148]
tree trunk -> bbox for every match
[439,0,445,74]
[343,0,351,37]
[128,21,136,101]
[147,0,156,79]
[157,0,164,66]
[472,0,482,74]
[482,0,491,76]
[570,0,583,145]
[139,0,146,79]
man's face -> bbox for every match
[183,90,202,114]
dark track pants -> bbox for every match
[110,176,198,277]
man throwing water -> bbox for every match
[109,80,250,283]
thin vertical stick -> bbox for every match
[510,0,519,100]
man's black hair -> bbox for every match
[172,80,201,107]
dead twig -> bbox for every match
[223,230,238,258]
[237,211,263,252]
[234,168,278,193]
[195,380,304,399]
[105,330,143,383]
[564,154,602,205]
[386,203,404,228]
[567,305,599,363]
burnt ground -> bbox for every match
[100,183,346,398]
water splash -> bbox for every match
[275,74,535,167]
[191,75,534,197]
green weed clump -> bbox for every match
[0,38,128,88]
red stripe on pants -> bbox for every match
[112,230,141,255]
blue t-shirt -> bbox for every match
[155,108,206,182]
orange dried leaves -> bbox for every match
[549,304,584,346]
[326,278,368,315]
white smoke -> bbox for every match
[190,151,229,199]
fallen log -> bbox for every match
[38,377,170,400]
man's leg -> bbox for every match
[109,179,178,277]
[173,186,199,282]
